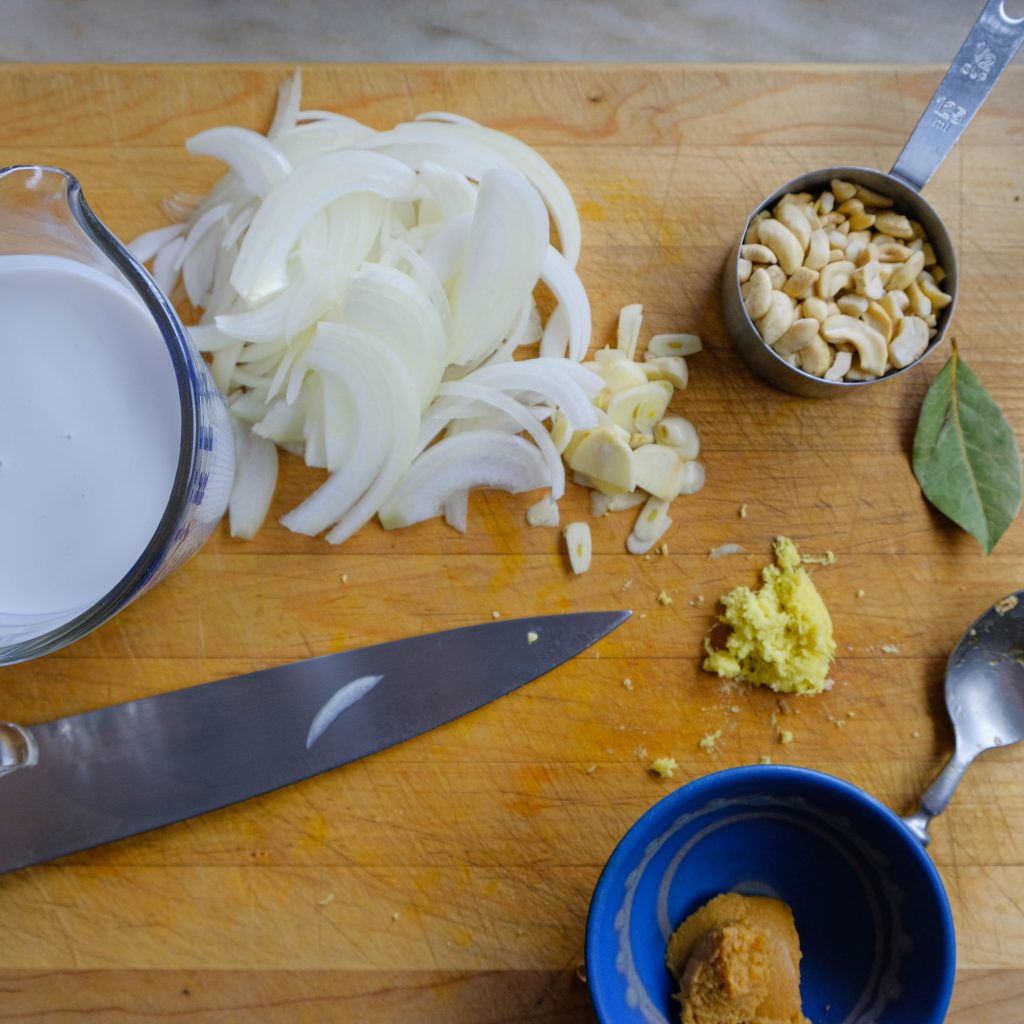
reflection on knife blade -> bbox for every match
[306,674,384,749]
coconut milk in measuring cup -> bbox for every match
[0,166,234,664]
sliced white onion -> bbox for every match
[130,222,184,263]
[379,431,548,530]
[230,150,417,302]
[133,71,611,548]
[389,116,581,266]
[187,129,293,198]
[449,169,548,366]
[268,69,303,140]
[229,417,279,539]
[151,235,185,294]
[540,246,591,361]
[435,381,565,499]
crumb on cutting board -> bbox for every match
[698,730,722,751]
[649,756,678,778]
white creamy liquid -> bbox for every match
[0,255,181,622]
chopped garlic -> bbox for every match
[527,631,538,645]
[491,610,501,619]
[617,303,643,360]
[564,521,592,575]
[526,494,560,527]
[698,730,722,750]
[879,643,901,655]
[622,677,634,691]
[778,729,794,745]
[739,504,748,519]
[647,332,703,357]
[657,591,673,606]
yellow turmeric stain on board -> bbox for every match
[703,537,835,696]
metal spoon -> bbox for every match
[722,0,1024,398]
[902,589,1024,845]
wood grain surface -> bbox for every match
[2,64,1023,1022]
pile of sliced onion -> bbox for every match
[133,71,600,541]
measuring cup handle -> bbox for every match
[890,0,1024,191]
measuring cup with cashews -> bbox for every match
[722,0,1024,398]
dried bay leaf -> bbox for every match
[913,343,1021,554]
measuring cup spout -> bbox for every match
[890,0,1024,192]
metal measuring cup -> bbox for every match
[722,0,1024,398]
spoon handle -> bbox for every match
[901,747,975,846]
[890,0,1024,191]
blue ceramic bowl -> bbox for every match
[586,765,955,1024]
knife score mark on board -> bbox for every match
[306,675,384,750]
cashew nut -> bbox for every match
[877,242,913,263]
[776,201,812,250]
[743,210,769,246]
[836,294,869,317]
[782,266,820,300]
[886,249,926,291]
[830,179,857,202]
[743,183,948,382]
[918,272,952,310]
[874,211,914,239]
[799,336,832,377]
[821,314,887,376]
[854,183,894,208]
[905,279,932,319]
[881,290,909,321]
[864,300,894,344]
[824,350,854,381]
[773,318,820,355]
[889,315,930,368]
[800,296,829,322]
[743,267,773,320]
[804,229,830,271]
[851,260,885,300]
[756,290,795,345]
[739,243,777,264]
[758,218,805,275]
[816,260,856,298]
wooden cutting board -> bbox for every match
[2,64,1022,1022]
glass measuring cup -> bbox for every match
[722,0,1024,398]
[0,166,234,665]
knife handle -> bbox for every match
[0,722,37,778]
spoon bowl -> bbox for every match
[903,589,1024,844]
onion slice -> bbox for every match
[379,431,548,530]
[230,150,417,302]
[187,128,293,198]
[228,418,279,539]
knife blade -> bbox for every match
[0,611,628,874]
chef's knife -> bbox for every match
[0,611,628,874]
